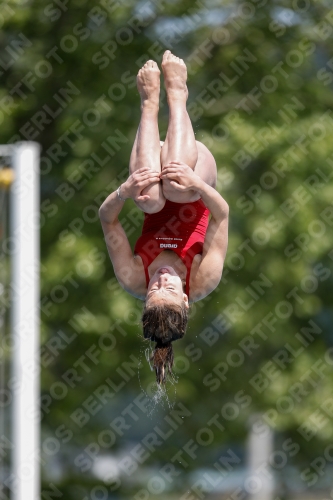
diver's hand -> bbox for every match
[160,161,201,191]
[121,167,160,202]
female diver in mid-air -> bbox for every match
[99,50,229,384]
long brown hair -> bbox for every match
[141,302,189,384]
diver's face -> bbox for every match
[146,266,189,308]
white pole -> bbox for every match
[11,142,40,500]
[247,414,275,500]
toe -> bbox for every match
[163,50,171,62]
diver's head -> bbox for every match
[142,267,189,384]
[145,266,189,309]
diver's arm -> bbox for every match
[99,168,160,292]
[99,191,136,291]
[195,178,229,222]
[191,184,229,300]
[99,189,125,226]
[160,162,229,301]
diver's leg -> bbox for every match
[129,60,165,213]
[160,51,216,202]
[160,50,198,171]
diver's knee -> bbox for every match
[162,183,199,203]
[161,181,174,201]
[135,197,166,214]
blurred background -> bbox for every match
[1,0,333,498]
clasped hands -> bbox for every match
[121,162,201,202]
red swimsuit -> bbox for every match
[134,199,210,297]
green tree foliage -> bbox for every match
[1,0,333,497]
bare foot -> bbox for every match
[161,50,188,101]
[137,60,160,109]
